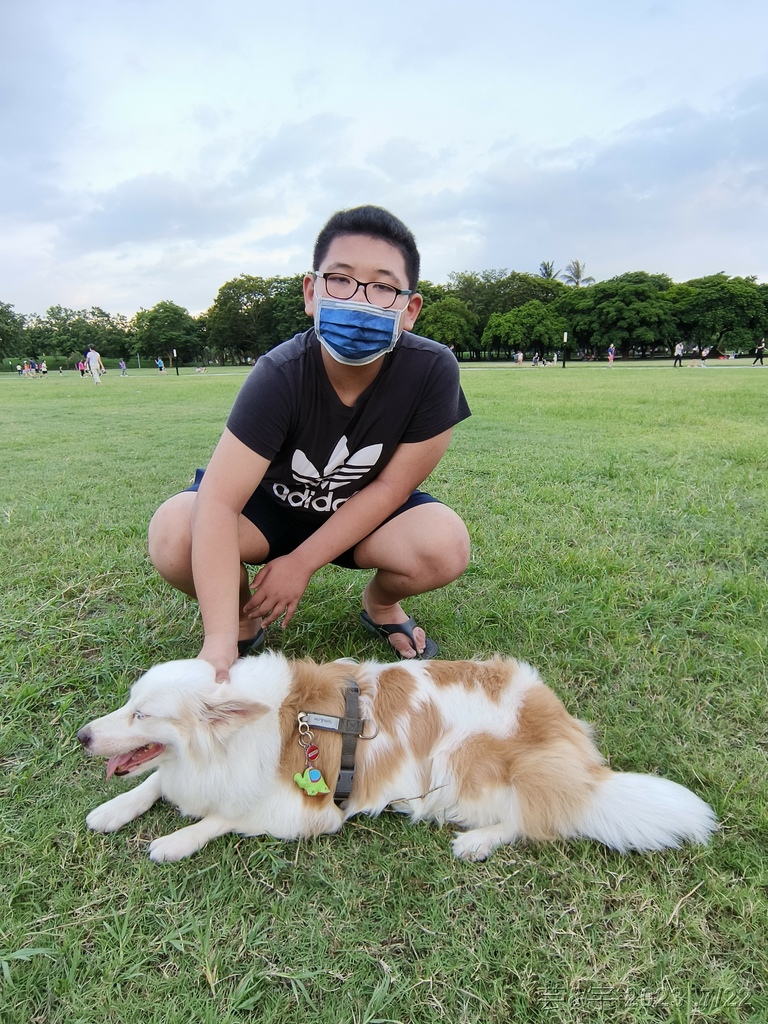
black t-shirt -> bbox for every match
[227,329,471,522]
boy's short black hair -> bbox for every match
[313,205,421,291]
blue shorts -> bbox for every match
[184,469,440,569]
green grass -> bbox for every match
[1,360,766,1022]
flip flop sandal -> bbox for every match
[359,610,438,660]
[237,627,265,657]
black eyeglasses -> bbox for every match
[314,272,413,309]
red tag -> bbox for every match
[305,744,319,761]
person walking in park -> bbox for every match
[673,341,684,367]
[148,205,472,683]
[753,339,765,366]
[84,344,105,384]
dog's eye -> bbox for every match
[133,711,146,721]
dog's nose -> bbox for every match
[77,726,92,748]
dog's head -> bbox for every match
[77,659,270,778]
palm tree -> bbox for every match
[563,259,595,287]
[538,260,562,280]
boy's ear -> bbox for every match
[303,273,317,317]
[402,291,423,331]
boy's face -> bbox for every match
[303,233,423,332]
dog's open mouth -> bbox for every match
[106,744,165,780]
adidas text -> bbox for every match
[272,484,351,513]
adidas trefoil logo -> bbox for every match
[272,436,383,512]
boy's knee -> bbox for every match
[422,509,470,582]
[443,519,471,580]
[147,494,193,569]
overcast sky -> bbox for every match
[2,0,766,319]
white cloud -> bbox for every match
[2,0,767,316]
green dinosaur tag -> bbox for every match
[294,767,331,796]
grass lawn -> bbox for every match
[1,360,766,1022]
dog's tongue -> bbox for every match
[106,744,164,780]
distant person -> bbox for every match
[85,344,105,384]
[607,343,615,365]
[78,360,86,377]
[753,339,765,366]
[16,364,22,376]
[156,357,167,374]
[39,360,48,376]
[119,359,128,376]
[516,351,523,366]
[673,341,684,367]
[700,347,710,367]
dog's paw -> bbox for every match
[451,832,492,861]
[148,831,201,863]
[451,828,504,862]
[86,798,133,833]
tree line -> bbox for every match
[1,264,766,368]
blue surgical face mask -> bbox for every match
[314,295,403,366]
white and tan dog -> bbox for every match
[78,652,716,863]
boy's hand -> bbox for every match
[198,636,239,684]
[243,553,314,629]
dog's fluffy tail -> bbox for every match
[573,772,717,852]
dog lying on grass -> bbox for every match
[78,652,716,863]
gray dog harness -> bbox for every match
[297,681,378,805]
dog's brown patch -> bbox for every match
[509,685,608,840]
[454,684,608,842]
[407,696,443,764]
[277,660,349,802]
[350,666,442,808]
[427,657,515,702]
[453,733,518,797]
[368,666,418,733]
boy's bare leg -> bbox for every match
[354,503,470,658]
[147,491,267,644]
[148,493,470,658]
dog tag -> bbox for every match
[294,766,331,796]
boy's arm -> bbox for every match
[191,429,271,680]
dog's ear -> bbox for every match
[200,699,270,729]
